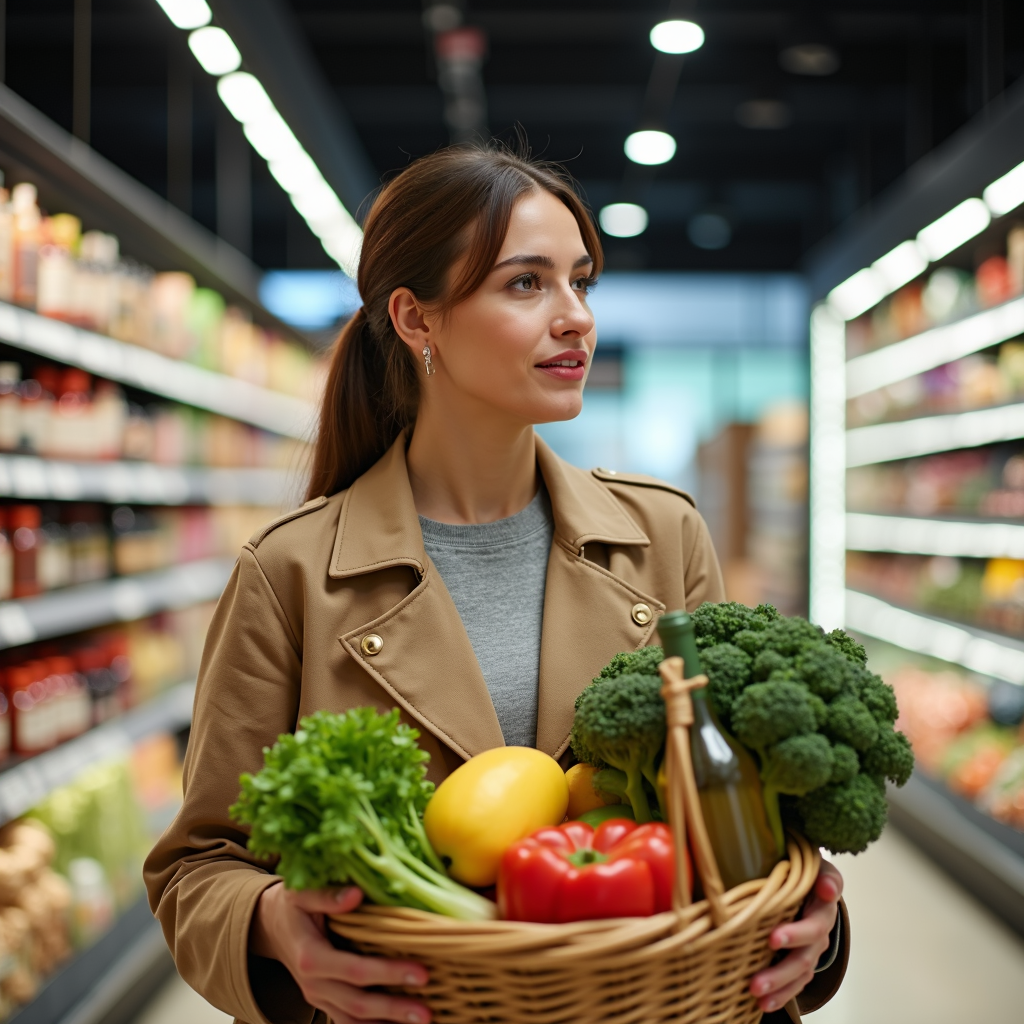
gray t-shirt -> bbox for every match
[419,487,553,748]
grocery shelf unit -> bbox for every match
[0,85,317,1024]
[808,80,1024,933]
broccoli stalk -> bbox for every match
[230,708,496,921]
[570,672,666,823]
[729,679,833,854]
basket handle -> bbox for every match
[658,656,729,929]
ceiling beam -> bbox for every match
[207,0,378,220]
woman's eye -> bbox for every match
[573,276,597,294]
[510,273,539,292]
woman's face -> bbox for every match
[399,189,598,426]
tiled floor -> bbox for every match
[133,827,1024,1024]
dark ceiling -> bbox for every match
[3,0,1022,274]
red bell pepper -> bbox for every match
[497,819,686,923]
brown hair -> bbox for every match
[305,146,604,500]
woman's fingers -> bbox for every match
[285,886,364,916]
[769,900,835,951]
[755,971,816,1014]
[814,860,844,903]
[331,949,430,989]
[750,942,820,1003]
[303,979,431,1024]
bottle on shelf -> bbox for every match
[0,508,12,601]
[9,504,41,598]
[657,610,780,888]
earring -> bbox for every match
[422,344,435,376]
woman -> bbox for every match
[145,147,847,1024]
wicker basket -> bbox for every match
[330,657,820,1024]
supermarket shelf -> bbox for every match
[0,453,293,506]
[0,680,195,826]
[0,557,234,650]
[10,894,173,1024]
[846,402,1024,467]
[845,588,1024,685]
[845,295,1024,399]
[888,772,1024,936]
[0,301,315,440]
[847,511,1024,559]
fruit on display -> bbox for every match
[563,763,621,820]
[423,746,569,888]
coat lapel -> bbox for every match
[534,440,665,757]
[330,437,504,759]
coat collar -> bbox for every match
[332,430,660,762]
[329,431,648,580]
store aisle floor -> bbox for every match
[806,827,1024,1024]
[133,826,1024,1024]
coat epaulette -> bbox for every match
[248,495,329,547]
[591,468,696,508]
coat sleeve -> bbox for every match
[143,546,314,1024]
[682,506,727,609]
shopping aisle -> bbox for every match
[806,827,1024,1024]
[132,973,230,1024]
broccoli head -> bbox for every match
[797,774,887,854]
[829,743,860,785]
[731,680,818,753]
[692,601,777,649]
[858,672,899,725]
[702,642,752,730]
[761,618,827,657]
[794,644,855,701]
[825,696,880,751]
[823,628,868,665]
[570,672,666,823]
[752,647,790,681]
[758,733,836,852]
[590,645,664,688]
[862,729,914,787]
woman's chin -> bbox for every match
[529,393,585,425]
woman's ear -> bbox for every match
[389,287,435,360]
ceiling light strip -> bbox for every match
[154,2,362,276]
[845,589,1024,685]
[847,402,1024,467]
[826,158,1024,322]
[846,295,1024,398]
[846,512,1024,559]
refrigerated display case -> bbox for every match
[808,79,1024,934]
[0,76,324,1024]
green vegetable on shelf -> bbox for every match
[229,708,496,921]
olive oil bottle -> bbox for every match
[658,610,779,889]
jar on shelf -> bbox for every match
[9,505,40,599]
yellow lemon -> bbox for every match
[423,746,569,887]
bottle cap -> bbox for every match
[657,609,704,679]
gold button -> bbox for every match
[360,634,383,656]
[631,603,653,626]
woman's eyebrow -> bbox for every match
[492,253,594,271]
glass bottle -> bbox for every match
[658,610,779,889]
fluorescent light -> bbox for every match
[154,0,211,30]
[916,197,991,261]
[650,20,704,54]
[599,203,648,237]
[846,402,1024,467]
[827,267,886,320]
[216,72,273,122]
[267,151,323,195]
[188,26,242,75]
[872,239,928,292]
[809,303,847,631]
[847,513,1024,560]
[624,130,677,166]
[984,159,1024,217]
[845,589,1024,685]
[242,114,303,163]
[846,295,1024,398]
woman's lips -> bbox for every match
[536,351,588,382]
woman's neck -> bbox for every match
[406,399,538,525]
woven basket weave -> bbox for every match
[330,657,820,1024]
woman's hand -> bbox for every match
[749,861,843,1014]
[250,883,431,1024]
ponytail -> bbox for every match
[305,145,604,500]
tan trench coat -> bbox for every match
[145,433,849,1024]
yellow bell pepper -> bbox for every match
[424,747,569,887]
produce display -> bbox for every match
[888,660,1024,831]
[846,550,1024,639]
[847,445,1024,518]
[234,602,908,933]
